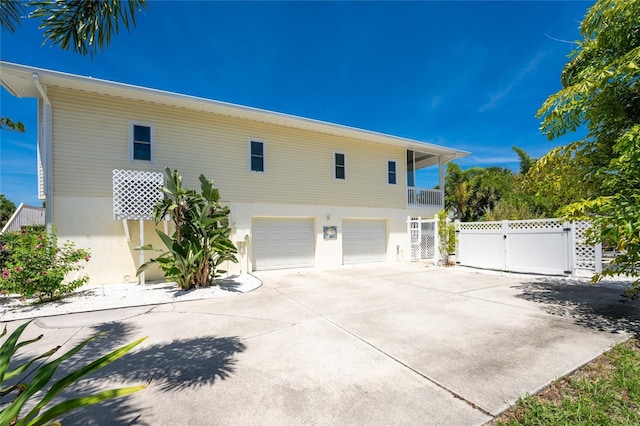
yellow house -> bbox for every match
[1,62,469,284]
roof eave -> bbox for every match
[0,61,470,157]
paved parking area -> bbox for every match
[4,264,638,425]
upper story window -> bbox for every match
[250,140,265,172]
[387,160,397,185]
[334,152,346,180]
[130,122,154,162]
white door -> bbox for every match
[253,218,315,270]
[343,219,386,264]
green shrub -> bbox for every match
[1,321,147,426]
[437,210,456,264]
[0,226,90,302]
[137,168,237,290]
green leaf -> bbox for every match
[133,244,156,251]
[0,321,32,384]
[0,333,101,425]
[22,383,149,426]
[22,336,147,422]
[3,346,59,383]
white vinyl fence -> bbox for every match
[1,203,45,234]
[456,218,602,276]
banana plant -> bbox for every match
[136,168,238,290]
[0,321,148,426]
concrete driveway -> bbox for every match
[4,264,639,425]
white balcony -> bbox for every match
[407,187,443,209]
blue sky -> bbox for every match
[1,0,592,207]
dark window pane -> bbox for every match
[336,166,345,179]
[388,161,396,173]
[134,125,151,142]
[335,153,345,166]
[251,155,264,172]
[134,142,151,161]
[406,150,414,167]
[388,172,396,185]
[251,141,263,156]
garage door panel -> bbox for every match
[253,218,314,270]
[343,220,386,265]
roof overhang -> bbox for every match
[0,61,469,161]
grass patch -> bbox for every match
[492,338,640,425]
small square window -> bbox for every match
[250,140,265,172]
[388,160,397,185]
[130,122,154,162]
[335,152,346,180]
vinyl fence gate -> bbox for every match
[407,216,439,263]
[456,218,602,276]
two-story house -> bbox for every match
[1,62,468,284]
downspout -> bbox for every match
[32,73,53,232]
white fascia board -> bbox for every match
[0,61,470,159]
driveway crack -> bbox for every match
[271,288,494,418]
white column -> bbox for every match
[139,219,145,285]
[595,242,603,274]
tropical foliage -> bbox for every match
[137,169,238,290]
[1,321,147,426]
[0,118,26,133]
[535,0,640,298]
[0,0,24,32]
[0,0,147,57]
[0,0,147,131]
[437,209,456,264]
[0,195,16,229]
[0,225,90,302]
[444,147,549,222]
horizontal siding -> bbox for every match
[50,87,407,208]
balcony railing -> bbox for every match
[407,187,443,209]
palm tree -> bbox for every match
[1,0,147,57]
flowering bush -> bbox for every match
[0,225,90,302]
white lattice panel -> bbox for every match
[459,221,502,231]
[113,169,164,220]
[574,220,597,269]
[508,219,562,230]
[420,221,436,259]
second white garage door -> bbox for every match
[253,218,315,270]
[343,219,387,265]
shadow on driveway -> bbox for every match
[514,279,640,334]
[4,321,247,425]
[80,321,247,391]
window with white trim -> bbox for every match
[387,160,397,185]
[250,140,265,172]
[334,152,346,180]
[130,122,154,162]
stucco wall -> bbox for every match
[54,196,438,284]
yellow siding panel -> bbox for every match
[49,87,407,208]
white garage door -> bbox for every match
[343,219,386,265]
[253,218,315,270]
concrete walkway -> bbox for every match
[3,264,638,425]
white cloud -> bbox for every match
[478,50,548,113]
